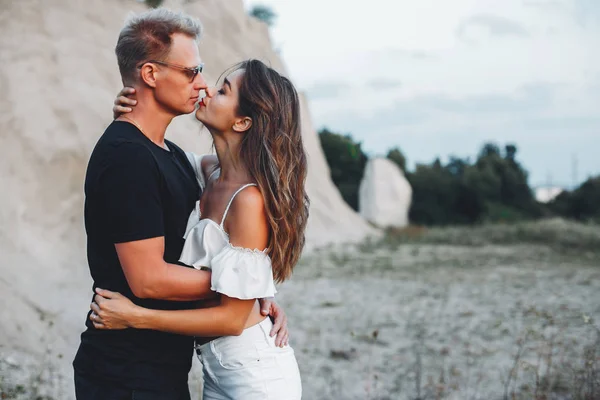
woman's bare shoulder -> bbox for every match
[226,186,269,249]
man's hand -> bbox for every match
[259,297,289,347]
[90,288,139,330]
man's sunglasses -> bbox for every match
[138,60,204,82]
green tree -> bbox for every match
[405,142,540,225]
[250,5,277,26]
[318,128,368,211]
[406,160,486,225]
[445,156,469,178]
[479,142,501,158]
[145,0,163,8]
[317,133,543,225]
[407,163,460,225]
[505,144,517,161]
[387,147,406,172]
[549,176,600,222]
[471,142,540,220]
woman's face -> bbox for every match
[195,69,245,133]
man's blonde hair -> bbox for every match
[115,8,202,84]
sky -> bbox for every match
[244,0,599,188]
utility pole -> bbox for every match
[571,154,578,190]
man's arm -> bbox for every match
[93,184,290,345]
[125,184,268,328]
[92,186,270,335]
[101,142,211,301]
[115,237,212,301]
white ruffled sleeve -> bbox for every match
[185,152,206,190]
[210,245,277,300]
[179,218,226,270]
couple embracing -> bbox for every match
[73,7,308,400]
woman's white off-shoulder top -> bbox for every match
[179,153,277,300]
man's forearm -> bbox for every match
[137,262,213,301]
[116,238,214,301]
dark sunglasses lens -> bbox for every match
[189,66,202,82]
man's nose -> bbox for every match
[193,73,208,90]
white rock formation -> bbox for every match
[0,0,378,397]
[359,158,412,228]
[535,186,564,203]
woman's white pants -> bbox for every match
[197,317,302,400]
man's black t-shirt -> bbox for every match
[73,121,201,389]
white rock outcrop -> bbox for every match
[535,186,564,203]
[0,0,378,397]
[359,158,412,228]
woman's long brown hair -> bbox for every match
[235,60,309,283]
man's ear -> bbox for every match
[139,63,158,88]
[232,116,252,133]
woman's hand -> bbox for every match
[112,87,137,119]
[90,288,141,330]
[259,297,289,347]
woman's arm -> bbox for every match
[112,87,137,119]
[91,288,254,336]
[91,185,273,337]
[135,294,254,336]
[91,288,289,344]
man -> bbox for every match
[73,8,287,399]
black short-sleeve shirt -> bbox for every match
[73,121,201,389]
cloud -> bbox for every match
[305,82,351,100]
[388,49,436,61]
[312,82,599,185]
[313,82,566,150]
[524,0,600,28]
[573,0,600,27]
[369,48,437,63]
[306,78,403,101]
[404,82,558,116]
[313,99,431,140]
[523,0,565,9]
[367,78,402,90]
[456,14,529,42]
[519,115,600,130]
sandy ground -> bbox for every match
[280,234,600,399]
[2,223,600,400]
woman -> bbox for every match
[90,60,308,400]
